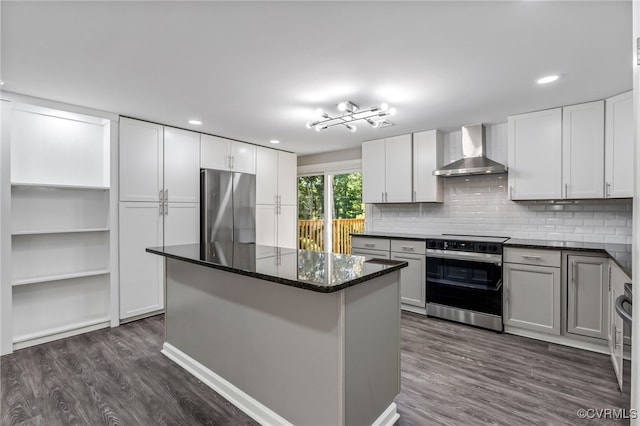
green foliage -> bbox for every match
[332,172,364,219]
[298,175,324,220]
[297,173,364,220]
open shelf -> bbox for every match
[11,182,109,190]
[12,274,111,347]
[12,232,110,284]
[12,228,109,236]
[13,316,110,347]
[13,269,110,287]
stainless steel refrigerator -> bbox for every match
[200,169,256,244]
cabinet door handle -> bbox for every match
[413,191,416,202]
[382,192,384,202]
[364,243,375,248]
[606,182,611,197]
[165,189,168,201]
[159,189,164,203]
[165,202,168,216]
[402,246,415,251]
[565,183,569,198]
[509,186,513,200]
[521,255,542,260]
[232,156,235,169]
[608,265,612,291]
[385,192,388,202]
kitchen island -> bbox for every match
[146,242,407,426]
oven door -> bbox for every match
[426,254,502,316]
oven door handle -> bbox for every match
[426,251,502,265]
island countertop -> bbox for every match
[146,242,408,293]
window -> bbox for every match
[297,171,364,254]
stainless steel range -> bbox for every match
[426,235,509,332]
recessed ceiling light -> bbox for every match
[188,119,202,125]
[536,75,560,85]
[270,139,280,144]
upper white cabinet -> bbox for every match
[508,96,632,201]
[119,118,163,202]
[256,147,296,205]
[362,139,386,203]
[201,134,256,174]
[562,101,605,199]
[605,91,633,198]
[362,134,412,203]
[508,108,562,200]
[163,127,201,203]
[413,130,444,203]
[120,119,200,203]
[255,147,297,249]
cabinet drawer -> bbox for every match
[504,247,561,267]
[391,239,426,255]
[351,247,391,261]
[351,237,391,251]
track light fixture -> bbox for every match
[306,101,396,132]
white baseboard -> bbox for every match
[504,326,609,355]
[401,304,427,315]
[371,402,400,426]
[162,342,294,426]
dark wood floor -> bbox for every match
[1,313,627,425]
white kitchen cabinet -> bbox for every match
[119,202,164,320]
[119,119,200,320]
[119,118,163,202]
[362,139,386,203]
[413,130,444,203]
[391,251,426,308]
[201,134,256,174]
[164,203,200,246]
[277,151,297,205]
[508,108,562,200]
[605,91,633,198]
[120,119,200,203]
[362,135,412,203]
[562,101,605,199]
[503,248,561,335]
[255,147,297,249]
[256,147,297,206]
[163,127,201,203]
[566,254,609,340]
[609,261,628,390]
[256,204,297,249]
[352,236,425,309]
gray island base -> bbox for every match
[147,242,408,426]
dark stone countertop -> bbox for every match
[351,232,440,241]
[505,238,632,278]
[146,242,408,293]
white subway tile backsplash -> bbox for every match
[367,174,632,244]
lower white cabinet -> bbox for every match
[352,236,425,309]
[256,204,297,249]
[566,254,609,340]
[119,201,198,320]
[391,252,425,307]
[609,261,628,390]
[503,253,561,335]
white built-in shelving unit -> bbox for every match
[1,99,118,353]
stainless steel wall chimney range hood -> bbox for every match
[433,124,507,177]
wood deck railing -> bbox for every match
[298,218,365,254]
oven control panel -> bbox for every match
[426,239,503,254]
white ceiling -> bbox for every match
[0,1,632,156]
